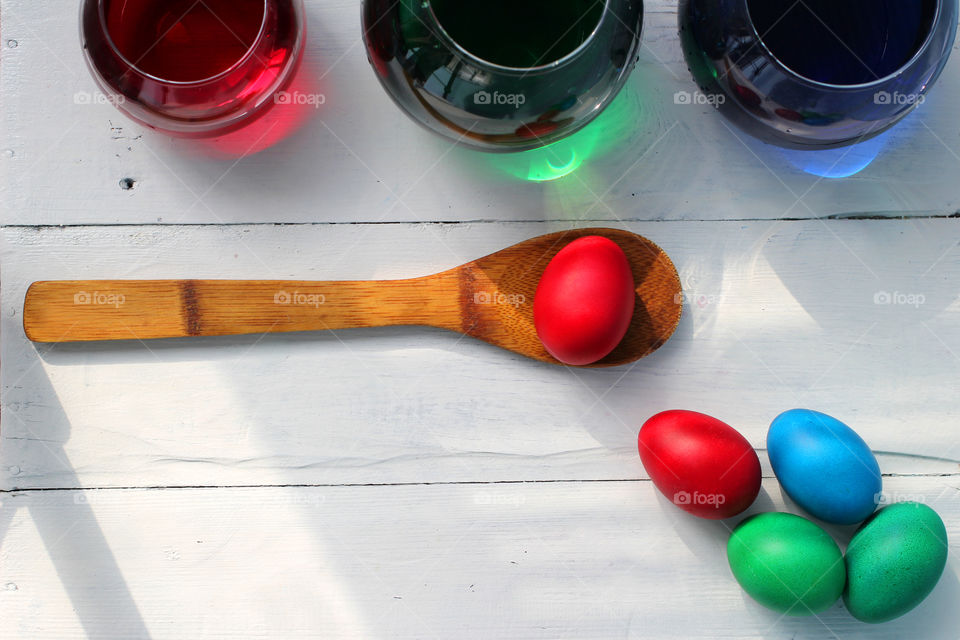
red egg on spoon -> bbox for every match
[533,236,636,366]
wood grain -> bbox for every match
[2,0,960,637]
[21,229,683,367]
[2,477,958,639]
[22,278,461,341]
[4,220,960,491]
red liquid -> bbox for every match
[82,0,304,135]
[106,0,265,82]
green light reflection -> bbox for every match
[487,84,644,182]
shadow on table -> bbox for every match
[744,566,960,640]
[651,477,960,638]
[1,356,151,638]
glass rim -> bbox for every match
[93,0,271,86]
[424,0,616,74]
[745,0,944,90]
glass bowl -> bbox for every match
[362,0,644,152]
[80,0,306,137]
[679,0,958,148]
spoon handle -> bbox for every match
[23,277,462,343]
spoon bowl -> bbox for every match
[23,228,682,367]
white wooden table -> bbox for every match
[2,1,960,638]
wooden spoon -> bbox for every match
[23,228,682,367]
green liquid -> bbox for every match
[430,0,606,68]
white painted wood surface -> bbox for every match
[1,478,959,639]
[3,221,960,489]
[2,0,960,639]
[2,1,960,226]
[2,221,960,639]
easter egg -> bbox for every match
[728,512,846,616]
[844,502,948,623]
[533,236,635,365]
[638,410,761,519]
[767,409,881,525]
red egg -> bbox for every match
[533,236,635,365]
[638,410,761,519]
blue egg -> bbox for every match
[767,409,881,525]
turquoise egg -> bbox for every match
[844,502,948,623]
[767,409,881,524]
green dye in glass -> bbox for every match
[430,0,603,68]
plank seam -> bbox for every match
[2,211,960,230]
[3,472,959,493]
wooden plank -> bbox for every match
[3,221,959,490]
[1,1,959,226]
[1,476,958,639]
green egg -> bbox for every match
[844,501,948,623]
[727,512,845,616]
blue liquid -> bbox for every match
[748,0,936,85]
